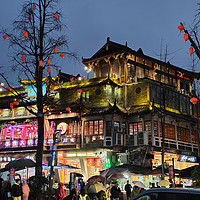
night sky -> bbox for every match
[0,0,198,86]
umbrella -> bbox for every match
[87,175,105,183]
[100,167,128,177]
[159,180,170,187]
[87,182,105,194]
[132,181,146,188]
[108,173,125,179]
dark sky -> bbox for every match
[0,0,198,86]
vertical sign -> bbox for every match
[169,165,174,179]
[9,168,15,180]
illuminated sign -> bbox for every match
[178,155,198,163]
[105,158,111,168]
[27,84,46,97]
[57,122,69,135]
[0,157,15,162]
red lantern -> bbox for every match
[189,47,194,55]
[184,33,188,41]
[10,103,13,109]
[50,85,54,91]
[28,15,32,22]
[177,25,184,31]
[6,87,12,91]
[22,55,25,61]
[24,31,28,38]
[54,13,58,19]
[33,4,36,10]
[47,59,51,65]
[77,89,82,93]
[54,47,57,53]
[66,107,71,112]
[39,60,43,67]
[3,35,8,39]
[190,97,198,105]
[60,54,65,58]
[47,67,50,73]
[13,101,19,106]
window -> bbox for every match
[192,130,198,144]
[84,120,104,136]
[154,121,158,136]
[129,122,143,135]
[144,121,151,134]
[106,121,112,136]
[129,124,133,135]
[114,122,120,132]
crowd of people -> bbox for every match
[0,178,30,200]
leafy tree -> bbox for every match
[191,165,200,188]
[1,0,76,176]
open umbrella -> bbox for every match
[5,158,35,170]
[159,180,170,187]
[87,182,105,193]
[87,175,105,183]
[108,173,125,179]
[132,181,146,188]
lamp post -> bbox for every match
[84,66,92,79]
[49,129,62,188]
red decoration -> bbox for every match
[10,103,13,109]
[66,107,71,112]
[6,87,12,91]
[50,85,54,91]
[28,15,32,22]
[54,13,58,19]
[54,47,57,53]
[177,25,184,31]
[190,97,198,105]
[47,67,50,73]
[33,4,36,10]
[39,60,43,67]
[60,54,65,58]
[3,35,8,39]
[184,33,188,41]
[47,59,51,65]
[13,101,19,106]
[189,47,194,55]
[24,31,28,38]
[77,89,82,93]
[22,55,25,61]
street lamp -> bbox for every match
[84,66,92,79]
[49,129,62,187]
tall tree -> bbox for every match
[1,0,76,176]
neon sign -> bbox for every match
[178,155,198,163]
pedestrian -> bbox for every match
[0,177,4,199]
[125,180,132,200]
[111,183,121,200]
[3,180,12,200]
[56,182,66,200]
[79,179,85,193]
[11,179,23,200]
[22,180,30,200]
[78,188,90,200]
[97,190,106,200]
[63,188,77,200]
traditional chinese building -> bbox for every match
[0,38,200,183]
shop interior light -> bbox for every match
[66,153,76,157]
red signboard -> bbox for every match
[169,165,174,179]
[9,168,15,179]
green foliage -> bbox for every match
[191,165,200,188]
[28,175,56,200]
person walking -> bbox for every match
[22,180,30,200]
[125,180,132,200]
[78,188,90,200]
[56,182,66,200]
[111,183,121,200]
[63,188,77,200]
[11,179,23,200]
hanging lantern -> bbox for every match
[13,101,19,106]
[190,97,198,105]
[47,59,51,65]
[3,35,8,39]
[189,47,194,55]
[47,67,50,73]
[6,87,12,91]
[54,13,58,19]
[21,55,25,61]
[10,103,13,109]
[39,60,43,67]
[50,85,54,91]
[28,15,32,22]
[77,89,82,93]
[184,33,188,41]
[33,4,36,10]
[66,107,71,112]
[24,31,28,38]
[177,25,184,31]
[54,47,57,53]
[60,54,65,58]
